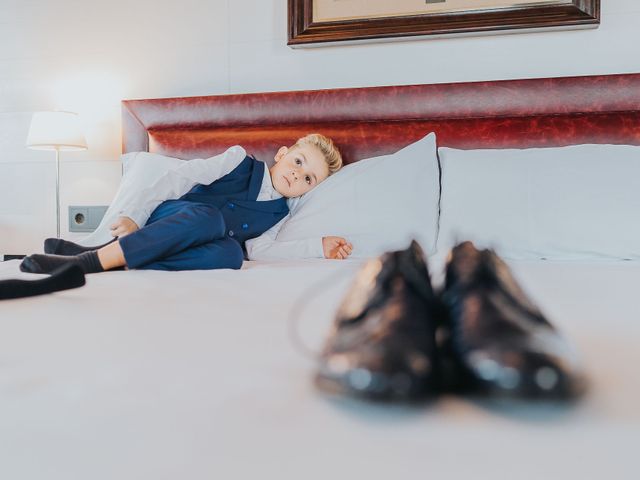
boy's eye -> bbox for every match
[305,176,311,184]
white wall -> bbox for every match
[1,0,639,253]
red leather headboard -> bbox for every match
[122,73,640,164]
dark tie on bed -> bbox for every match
[0,263,86,300]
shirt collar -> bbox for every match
[262,165,283,200]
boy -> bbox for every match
[20,134,353,274]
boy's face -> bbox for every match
[269,143,330,198]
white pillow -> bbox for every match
[437,144,640,260]
[78,151,184,246]
[276,133,440,258]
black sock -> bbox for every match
[0,263,85,300]
[20,251,105,274]
[44,237,115,255]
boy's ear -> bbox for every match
[274,146,288,162]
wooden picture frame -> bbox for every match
[288,0,600,47]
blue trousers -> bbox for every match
[118,200,244,271]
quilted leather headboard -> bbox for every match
[122,73,640,164]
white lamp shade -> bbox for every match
[26,111,88,151]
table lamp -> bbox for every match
[26,111,87,238]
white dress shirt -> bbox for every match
[118,146,324,261]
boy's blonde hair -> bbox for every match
[294,133,343,175]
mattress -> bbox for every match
[0,256,638,479]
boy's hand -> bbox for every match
[322,236,353,260]
[110,216,139,238]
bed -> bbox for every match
[1,73,640,479]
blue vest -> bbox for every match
[179,156,289,245]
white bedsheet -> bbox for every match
[0,257,638,479]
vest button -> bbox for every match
[242,223,248,230]
[228,230,235,237]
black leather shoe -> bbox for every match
[315,241,443,401]
[440,241,587,400]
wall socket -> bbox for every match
[69,206,108,232]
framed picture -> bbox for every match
[288,0,600,46]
